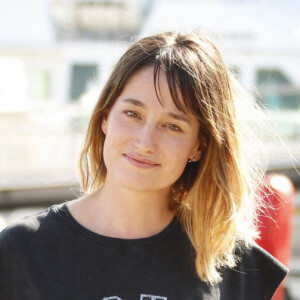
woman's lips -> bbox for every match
[123,154,160,169]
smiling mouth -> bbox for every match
[123,154,160,169]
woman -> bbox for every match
[0,31,287,299]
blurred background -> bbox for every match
[0,0,299,298]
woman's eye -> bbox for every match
[167,124,181,131]
[125,111,138,118]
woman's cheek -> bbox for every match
[109,116,135,135]
[162,136,190,157]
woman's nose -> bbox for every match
[134,123,157,153]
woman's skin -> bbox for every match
[67,66,204,239]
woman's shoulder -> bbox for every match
[237,242,288,276]
[0,203,65,249]
[220,241,288,300]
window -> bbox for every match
[70,64,98,101]
[34,70,51,100]
[256,68,300,110]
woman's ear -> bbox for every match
[192,136,207,162]
[101,109,110,135]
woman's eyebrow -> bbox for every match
[167,112,191,125]
[122,98,146,108]
[122,98,191,125]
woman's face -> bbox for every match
[101,66,202,195]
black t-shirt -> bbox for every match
[0,203,288,300]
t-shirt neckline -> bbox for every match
[53,203,179,247]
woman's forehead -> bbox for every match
[123,65,192,114]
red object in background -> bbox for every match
[256,174,295,300]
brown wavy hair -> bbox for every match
[79,31,264,284]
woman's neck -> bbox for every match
[67,182,175,239]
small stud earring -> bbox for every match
[188,157,195,163]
